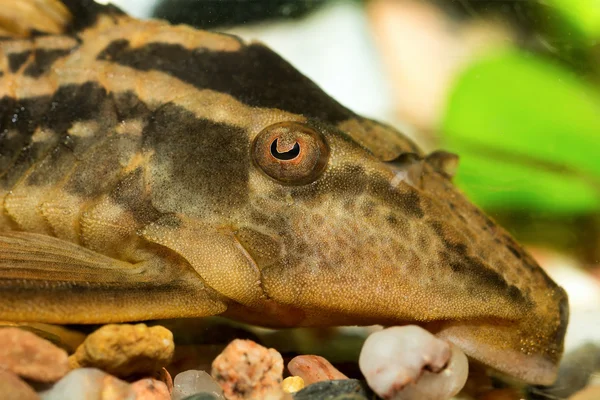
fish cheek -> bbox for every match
[258,166,533,328]
[233,226,284,270]
[254,172,411,321]
[141,215,264,307]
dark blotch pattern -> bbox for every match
[397,190,424,219]
[97,40,354,123]
[8,51,31,72]
[64,134,140,198]
[370,179,424,219]
[24,48,73,77]
[61,0,125,34]
[112,91,151,120]
[386,214,398,226]
[24,83,117,188]
[506,243,523,260]
[431,221,526,304]
[0,95,53,184]
[1,82,115,190]
[109,167,162,225]
[143,103,249,215]
[42,82,110,134]
[1,84,249,222]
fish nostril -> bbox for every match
[387,152,424,189]
[389,152,422,167]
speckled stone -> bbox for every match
[292,379,376,400]
[211,339,284,400]
[0,369,40,400]
[0,327,69,383]
[131,378,170,400]
[68,324,174,378]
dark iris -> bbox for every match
[270,138,300,160]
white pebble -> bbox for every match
[172,369,225,400]
[40,368,134,400]
[359,325,468,400]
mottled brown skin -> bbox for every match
[0,0,568,385]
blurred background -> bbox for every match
[98,0,600,394]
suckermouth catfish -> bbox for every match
[0,0,568,385]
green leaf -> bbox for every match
[545,0,600,39]
[441,49,600,214]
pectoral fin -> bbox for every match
[0,231,226,323]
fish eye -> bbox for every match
[252,122,329,185]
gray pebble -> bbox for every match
[331,395,372,400]
[527,342,600,399]
[181,393,222,400]
[293,379,380,400]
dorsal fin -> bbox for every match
[0,0,71,37]
[0,0,125,38]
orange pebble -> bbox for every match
[287,355,347,385]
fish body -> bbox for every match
[0,0,568,385]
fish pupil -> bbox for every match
[271,138,300,160]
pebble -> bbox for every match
[39,368,134,400]
[0,327,69,383]
[282,376,305,393]
[131,378,171,400]
[0,369,40,400]
[359,325,468,400]
[292,379,374,400]
[211,339,285,400]
[288,355,348,385]
[0,323,86,354]
[68,323,174,377]
[181,394,224,400]
[172,370,224,400]
[529,342,600,399]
